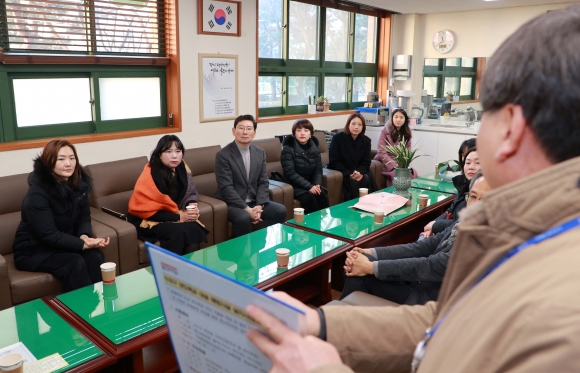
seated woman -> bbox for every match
[328,113,378,201]
[13,140,110,292]
[281,119,329,214]
[128,135,208,255]
[423,147,480,237]
[375,108,418,186]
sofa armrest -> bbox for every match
[370,160,385,190]
[322,168,343,207]
[90,207,140,275]
[268,181,294,221]
[198,195,229,246]
[0,254,12,310]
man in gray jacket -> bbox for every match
[340,173,490,305]
[215,114,287,237]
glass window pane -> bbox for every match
[423,77,438,96]
[95,0,161,54]
[324,77,347,103]
[289,2,318,60]
[99,78,161,121]
[6,0,88,52]
[446,58,460,67]
[258,76,283,108]
[354,14,377,63]
[13,78,92,127]
[353,77,375,102]
[258,0,283,59]
[424,58,439,66]
[288,76,317,106]
[444,77,460,97]
[460,77,473,96]
[325,8,349,62]
[461,58,475,67]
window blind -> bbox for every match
[0,0,167,56]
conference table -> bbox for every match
[48,224,346,373]
[0,299,114,373]
[411,172,459,194]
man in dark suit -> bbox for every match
[215,114,287,237]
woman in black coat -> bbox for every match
[328,112,378,201]
[281,119,329,214]
[13,140,110,292]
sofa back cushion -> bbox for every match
[184,145,221,197]
[84,156,148,213]
[252,138,283,175]
[313,131,330,166]
[0,173,30,256]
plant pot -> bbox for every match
[439,171,460,182]
[393,167,412,198]
[323,102,331,112]
[316,102,324,112]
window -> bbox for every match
[422,58,478,101]
[0,0,174,144]
[258,0,381,117]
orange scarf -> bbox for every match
[128,164,178,219]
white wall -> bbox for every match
[0,0,350,177]
[390,3,574,107]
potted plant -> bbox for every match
[381,138,423,197]
[323,98,331,112]
[437,159,461,181]
[316,95,326,112]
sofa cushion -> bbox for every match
[184,145,221,176]
[0,212,22,256]
[0,173,29,216]
[5,254,62,305]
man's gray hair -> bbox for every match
[469,172,484,191]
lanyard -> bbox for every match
[411,216,580,373]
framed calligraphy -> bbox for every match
[197,0,241,37]
[198,54,238,122]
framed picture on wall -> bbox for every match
[198,54,238,122]
[197,0,241,37]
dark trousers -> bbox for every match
[295,190,329,214]
[339,274,415,304]
[35,249,105,292]
[343,174,372,201]
[228,201,287,238]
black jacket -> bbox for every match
[281,135,323,197]
[13,158,92,271]
[432,174,469,234]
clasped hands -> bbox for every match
[246,205,263,225]
[179,203,200,223]
[344,247,374,277]
[350,170,363,181]
[80,235,110,250]
[309,185,322,195]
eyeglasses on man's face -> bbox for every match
[465,193,483,202]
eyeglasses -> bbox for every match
[465,193,483,202]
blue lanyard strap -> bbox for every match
[411,216,580,373]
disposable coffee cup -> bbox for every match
[374,211,384,224]
[0,353,23,373]
[419,194,429,208]
[435,164,440,174]
[276,248,290,268]
[359,188,368,197]
[100,262,116,284]
[294,208,305,223]
[186,205,197,211]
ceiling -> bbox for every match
[355,0,579,14]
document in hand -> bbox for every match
[353,192,409,215]
[147,242,304,373]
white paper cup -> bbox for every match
[186,205,197,211]
[294,208,305,223]
[359,188,368,197]
[0,353,23,373]
[374,211,384,224]
[100,262,116,284]
[275,248,290,268]
[418,194,429,207]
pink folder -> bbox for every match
[353,192,409,215]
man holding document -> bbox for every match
[246,7,580,373]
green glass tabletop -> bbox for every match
[412,176,457,194]
[57,268,165,345]
[287,187,453,241]
[183,223,346,286]
[0,299,103,372]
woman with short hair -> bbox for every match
[281,119,329,214]
[128,135,208,255]
[328,113,378,201]
[13,140,110,292]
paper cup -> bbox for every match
[0,353,23,373]
[359,188,368,197]
[275,248,290,268]
[186,205,197,211]
[374,211,384,224]
[100,262,116,284]
[418,194,429,208]
[294,208,305,223]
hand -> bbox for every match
[344,251,373,277]
[246,207,263,224]
[82,237,110,250]
[351,172,363,182]
[423,221,435,238]
[180,208,199,222]
[309,185,321,195]
[268,292,321,336]
[351,247,372,256]
[246,305,342,373]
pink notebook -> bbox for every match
[353,192,409,215]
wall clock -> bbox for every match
[432,30,455,54]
